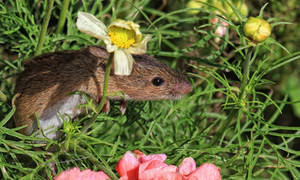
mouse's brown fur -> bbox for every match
[14,46,192,136]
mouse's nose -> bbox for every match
[172,81,193,95]
[182,81,193,94]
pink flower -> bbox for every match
[55,167,109,180]
[116,151,221,180]
[210,17,229,38]
[55,151,221,180]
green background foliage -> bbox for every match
[0,0,300,179]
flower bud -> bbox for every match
[187,0,207,15]
[244,17,271,42]
[210,17,228,37]
[213,1,248,22]
[227,1,248,22]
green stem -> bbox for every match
[35,0,54,56]
[96,53,113,113]
[57,0,70,34]
[208,48,253,147]
[81,52,114,133]
[68,53,117,179]
[239,49,253,99]
[69,140,118,180]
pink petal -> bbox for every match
[132,150,145,156]
[140,154,167,163]
[186,163,221,180]
[138,160,169,180]
[139,161,178,180]
[55,168,81,180]
[55,168,109,180]
[139,159,168,174]
[210,17,228,37]
[179,157,197,176]
[80,169,110,180]
[215,26,227,37]
[116,152,140,180]
[119,176,129,180]
[153,172,184,180]
[161,165,178,173]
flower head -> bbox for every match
[107,20,141,49]
[55,151,221,180]
[116,151,221,180]
[76,12,151,75]
[244,17,271,42]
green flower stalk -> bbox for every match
[35,0,54,56]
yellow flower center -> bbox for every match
[108,26,136,49]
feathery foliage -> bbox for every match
[0,0,300,179]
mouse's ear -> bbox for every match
[88,46,108,59]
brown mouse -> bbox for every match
[14,46,192,140]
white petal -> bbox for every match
[127,34,152,54]
[104,39,118,52]
[109,19,139,30]
[76,11,108,40]
[113,50,134,76]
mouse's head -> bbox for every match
[114,54,192,100]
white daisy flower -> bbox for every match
[76,11,152,75]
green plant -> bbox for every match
[0,0,299,179]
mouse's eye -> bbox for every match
[152,77,164,86]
